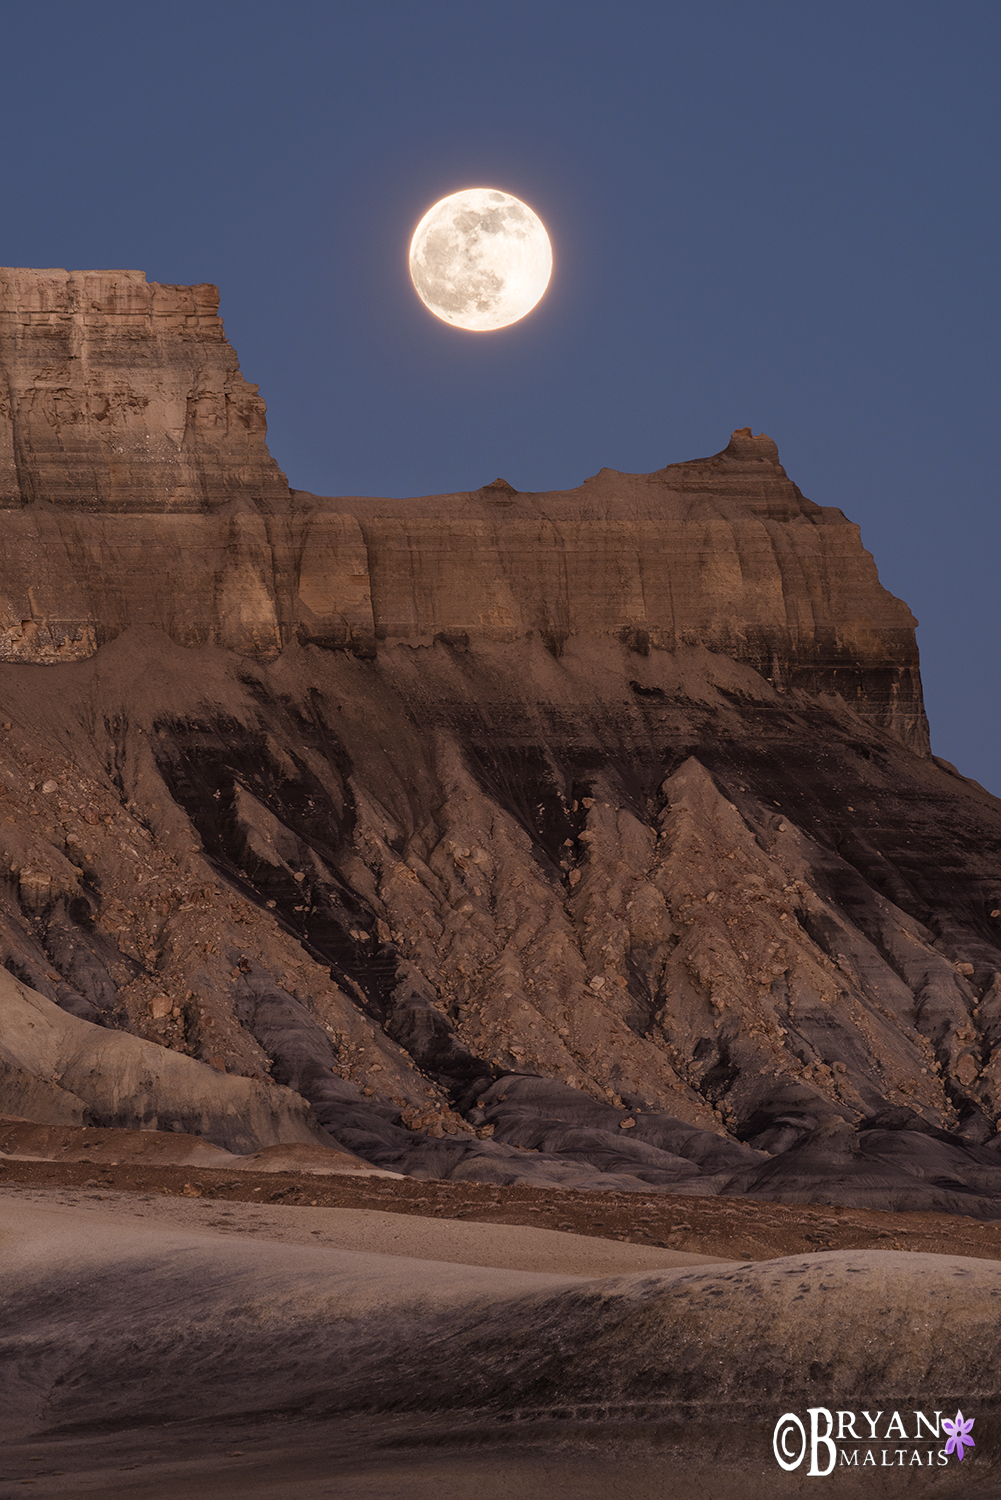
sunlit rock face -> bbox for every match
[0,268,292,661]
[298,426,927,752]
[3,268,1000,1213]
[0,270,924,747]
[0,268,287,514]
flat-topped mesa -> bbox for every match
[0,269,928,752]
[296,427,928,751]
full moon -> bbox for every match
[409,188,552,332]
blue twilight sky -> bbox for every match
[2,1,998,791]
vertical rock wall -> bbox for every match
[0,268,927,753]
[0,268,287,513]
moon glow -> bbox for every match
[409,188,552,332]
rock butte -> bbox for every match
[0,267,1000,1210]
[0,269,925,752]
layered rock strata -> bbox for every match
[296,427,927,751]
[0,267,290,661]
[0,267,286,515]
[1,268,999,1210]
[0,269,926,749]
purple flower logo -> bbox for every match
[942,1411,975,1461]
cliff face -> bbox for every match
[2,269,1000,1211]
[295,432,926,751]
[0,268,286,514]
[0,268,925,750]
[0,268,290,662]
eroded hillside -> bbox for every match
[2,267,1000,1211]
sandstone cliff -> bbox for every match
[0,268,925,750]
[0,268,290,661]
[295,428,926,751]
[1,269,1000,1212]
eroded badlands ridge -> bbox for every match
[1,268,1000,1209]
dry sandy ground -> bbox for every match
[0,1185,728,1276]
[6,1119,1001,1264]
[3,1185,1001,1500]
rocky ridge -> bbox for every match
[1,268,1000,1212]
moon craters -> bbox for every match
[409,188,552,332]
